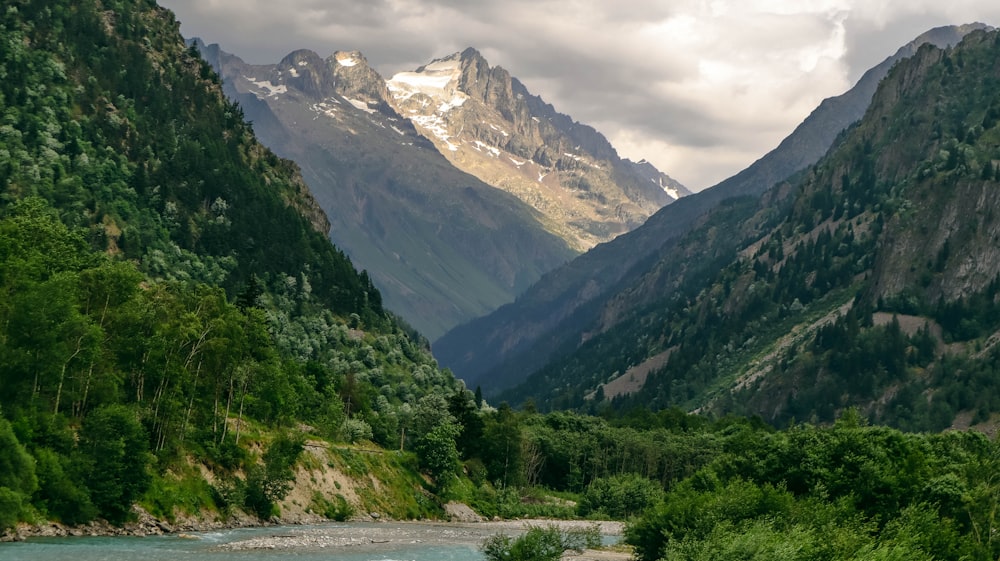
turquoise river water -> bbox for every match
[0,523,489,561]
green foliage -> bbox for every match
[0,417,37,498]
[577,474,663,519]
[243,433,304,519]
[415,421,461,488]
[0,416,37,530]
[0,0,462,530]
[141,467,219,522]
[621,418,1000,561]
[308,491,354,521]
[481,525,600,561]
[0,488,27,533]
[479,404,526,488]
[31,446,94,524]
[77,405,151,524]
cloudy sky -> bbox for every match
[159,0,1000,191]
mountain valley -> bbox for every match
[434,23,990,397]
[7,3,1000,559]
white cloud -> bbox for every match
[161,0,1000,190]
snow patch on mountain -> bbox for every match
[345,97,377,114]
[246,77,287,98]
[473,140,500,157]
[386,56,463,103]
[488,124,509,137]
[648,175,683,199]
[310,101,341,120]
[408,113,455,148]
[336,54,358,67]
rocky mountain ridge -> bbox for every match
[198,42,684,338]
[198,41,579,339]
[387,48,686,250]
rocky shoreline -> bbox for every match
[210,519,627,560]
[1,504,623,545]
[3,514,629,561]
[1,505,262,542]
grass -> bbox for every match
[326,445,440,519]
[141,464,219,522]
[308,491,354,521]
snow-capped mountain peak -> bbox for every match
[384,48,683,250]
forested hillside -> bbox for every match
[432,24,983,395]
[0,0,464,529]
[504,29,1000,433]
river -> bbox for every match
[1,521,624,561]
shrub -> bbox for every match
[309,491,354,521]
[482,525,601,561]
[577,474,663,519]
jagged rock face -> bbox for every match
[387,49,680,251]
[277,49,337,100]
[625,159,693,201]
[199,41,578,340]
[327,50,397,115]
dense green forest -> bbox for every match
[0,0,464,528]
[417,403,1000,561]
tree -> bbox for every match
[0,416,37,530]
[578,473,664,519]
[482,525,600,561]
[481,404,525,488]
[449,388,484,459]
[415,421,461,488]
[244,432,304,519]
[77,404,151,524]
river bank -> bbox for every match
[2,508,624,545]
[2,505,259,541]
[209,520,628,561]
[4,517,629,560]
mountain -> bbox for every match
[623,158,692,201]
[387,48,681,251]
[198,44,685,339]
[433,23,988,393]
[505,27,1000,432]
[196,43,577,339]
[0,0,470,527]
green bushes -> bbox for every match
[0,0,463,530]
[77,405,151,524]
[481,525,601,561]
[242,433,304,519]
[625,422,998,561]
[0,417,37,530]
[309,492,354,521]
[577,474,662,519]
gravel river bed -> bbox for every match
[1,519,628,561]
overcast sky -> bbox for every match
[159,0,1000,191]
